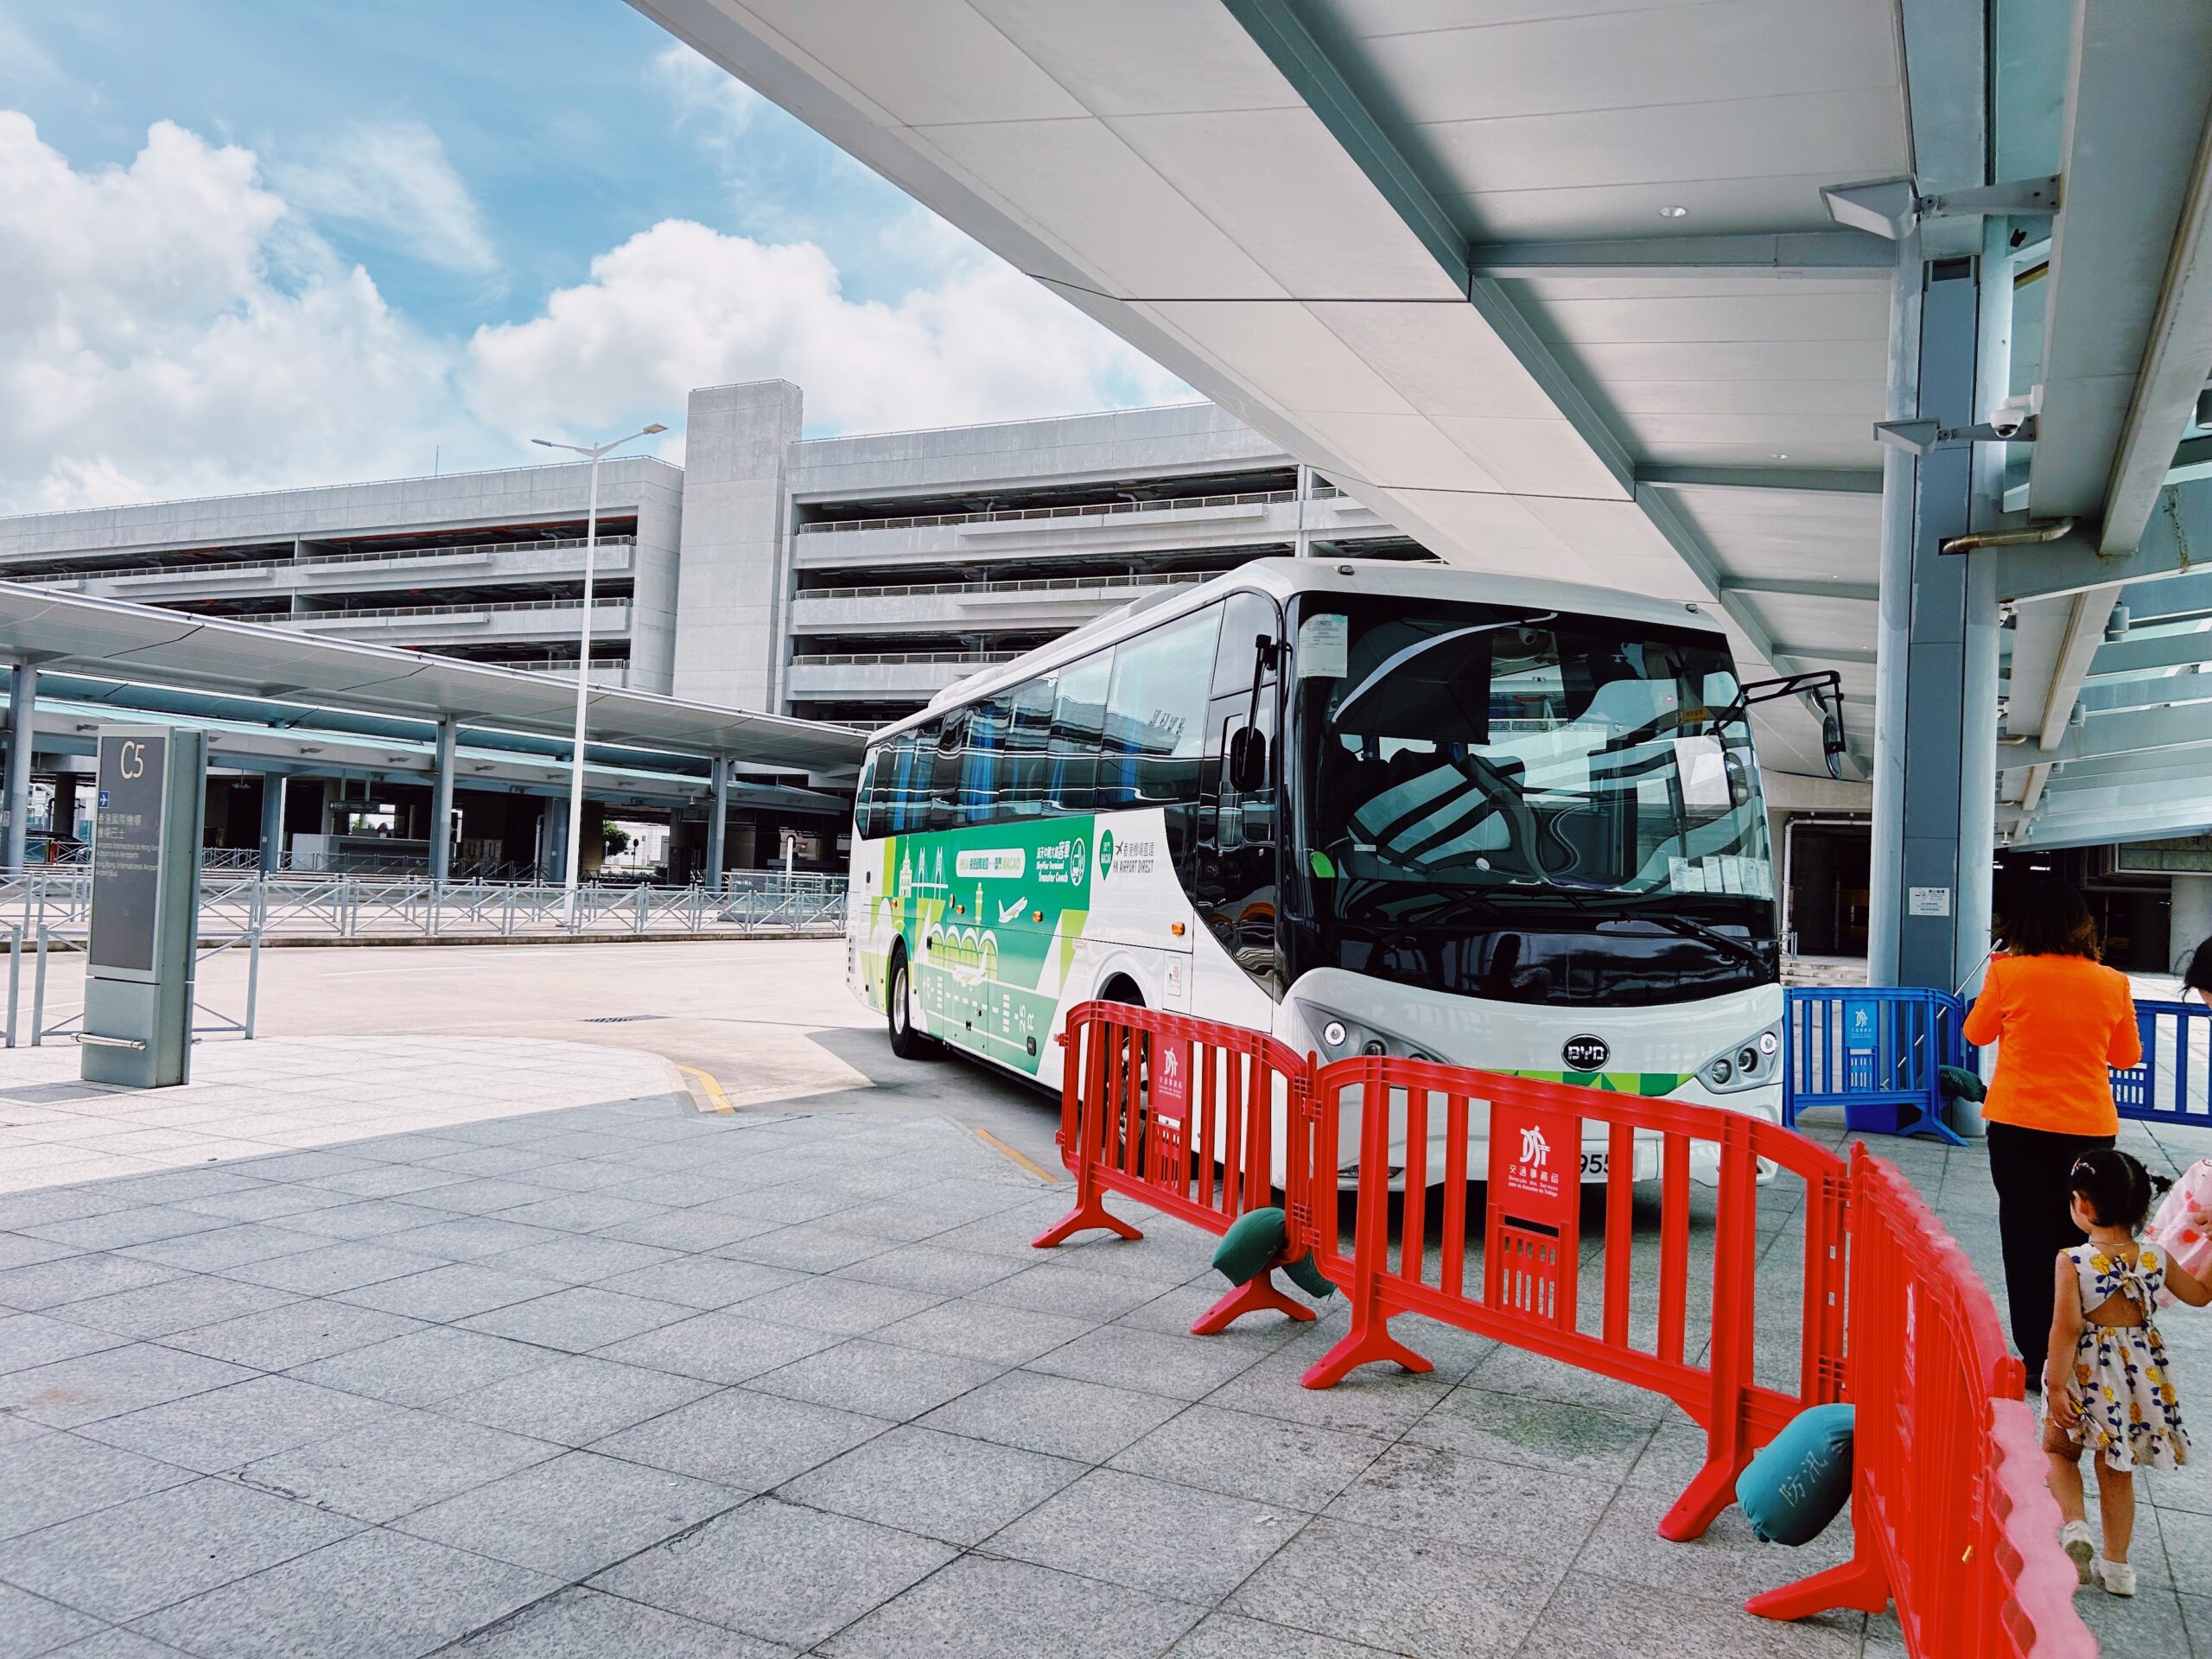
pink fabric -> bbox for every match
[2148,1158,2212,1309]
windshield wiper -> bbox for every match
[1628,910,1773,977]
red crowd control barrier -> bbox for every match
[1749,1152,2094,1657]
[1294,1054,1848,1541]
[1036,1002,2096,1654]
[1033,1001,1313,1332]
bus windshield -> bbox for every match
[1291,593,1775,1003]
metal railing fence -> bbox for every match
[794,571,1208,604]
[796,483,1343,536]
[9,536,637,589]
[0,871,846,949]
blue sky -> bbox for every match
[0,0,1186,511]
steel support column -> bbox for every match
[429,717,457,883]
[540,798,567,885]
[1869,252,2002,991]
[706,754,730,892]
[257,772,286,874]
[3,664,36,874]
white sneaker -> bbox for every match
[2094,1558,2137,1598]
[2059,1521,2095,1583]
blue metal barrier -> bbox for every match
[2111,997,2212,1125]
[1783,986,1969,1146]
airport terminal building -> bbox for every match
[3,380,2209,961]
[0,383,1422,728]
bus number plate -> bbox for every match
[1578,1150,1609,1179]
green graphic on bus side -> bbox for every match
[1505,1070,1694,1097]
[866,817,1095,1076]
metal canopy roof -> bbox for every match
[635,0,2212,845]
[0,582,865,775]
[631,0,1914,779]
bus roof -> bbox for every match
[869,556,1724,745]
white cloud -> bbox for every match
[652,42,765,139]
[0,108,1192,515]
[270,120,498,277]
[0,112,464,512]
[464,218,1192,444]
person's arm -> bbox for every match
[2108,988,2144,1071]
[2165,1255,2212,1308]
[1961,957,2005,1048]
[2044,1253,2085,1428]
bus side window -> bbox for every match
[1049,652,1109,813]
[853,752,880,841]
[890,722,937,836]
[1196,593,1281,991]
[1004,677,1054,817]
[1101,607,1221,809]
[927,713,966,834]
[960,697,1010,824]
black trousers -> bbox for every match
[1986,1119,2113,1367]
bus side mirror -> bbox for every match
[1821,702,1847,779]
[1228,726,1268,793]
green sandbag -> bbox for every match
[1212,1208,1288,1285]
[1736,1403,1853,1546]
[1281,1248,1337,1300]
[1938,1065,1986,1103]
[1211,1207,1337,1300]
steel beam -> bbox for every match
[2101,101,2212,552]
[257,774,285,874]
[2013,795,2212,850]
[429,716,457,882]
[1993,477,2212,601]
[2126,568,2212,622]
[2051,698,2212,765]
[1771,644,1880,665]
[1465,232,1893,280]
[2028,0,2212,520]
[3,663,34,874]
[2072,677,2212,715]
[2086,626,2212,678]
[1720,579,1881,602]
[1637,465,1885,496]
[706,753,730,893]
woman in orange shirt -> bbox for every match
[1963,876,2142,1365]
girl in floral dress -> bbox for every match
[2044,1148,2208,1596]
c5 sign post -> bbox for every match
[81,725,205,1087]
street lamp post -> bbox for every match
[529,423,666,919]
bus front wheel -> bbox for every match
[887,950,936,1060]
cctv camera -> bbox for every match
[1988,391,2037,441]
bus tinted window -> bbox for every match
[854,751,881,840]
[1048,652,1110,813]
[880,725,933,836]
[927,714,966,833]
[1102,607,1221,807]
[1004,677,1054,817]
[960,697,1011,823]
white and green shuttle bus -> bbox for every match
[847,557,1789,1181]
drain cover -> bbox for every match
[583,1014,666,1024]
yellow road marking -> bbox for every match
[971,1126,1059,1183]
[677,1064,734,1114]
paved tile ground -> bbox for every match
[2,1041,2207,1656]
[0,1039,682,1194]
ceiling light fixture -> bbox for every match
[1659,205,1689,219]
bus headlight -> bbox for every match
[1322,1020,1349,1049]
[1702,1024,1784,1092]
